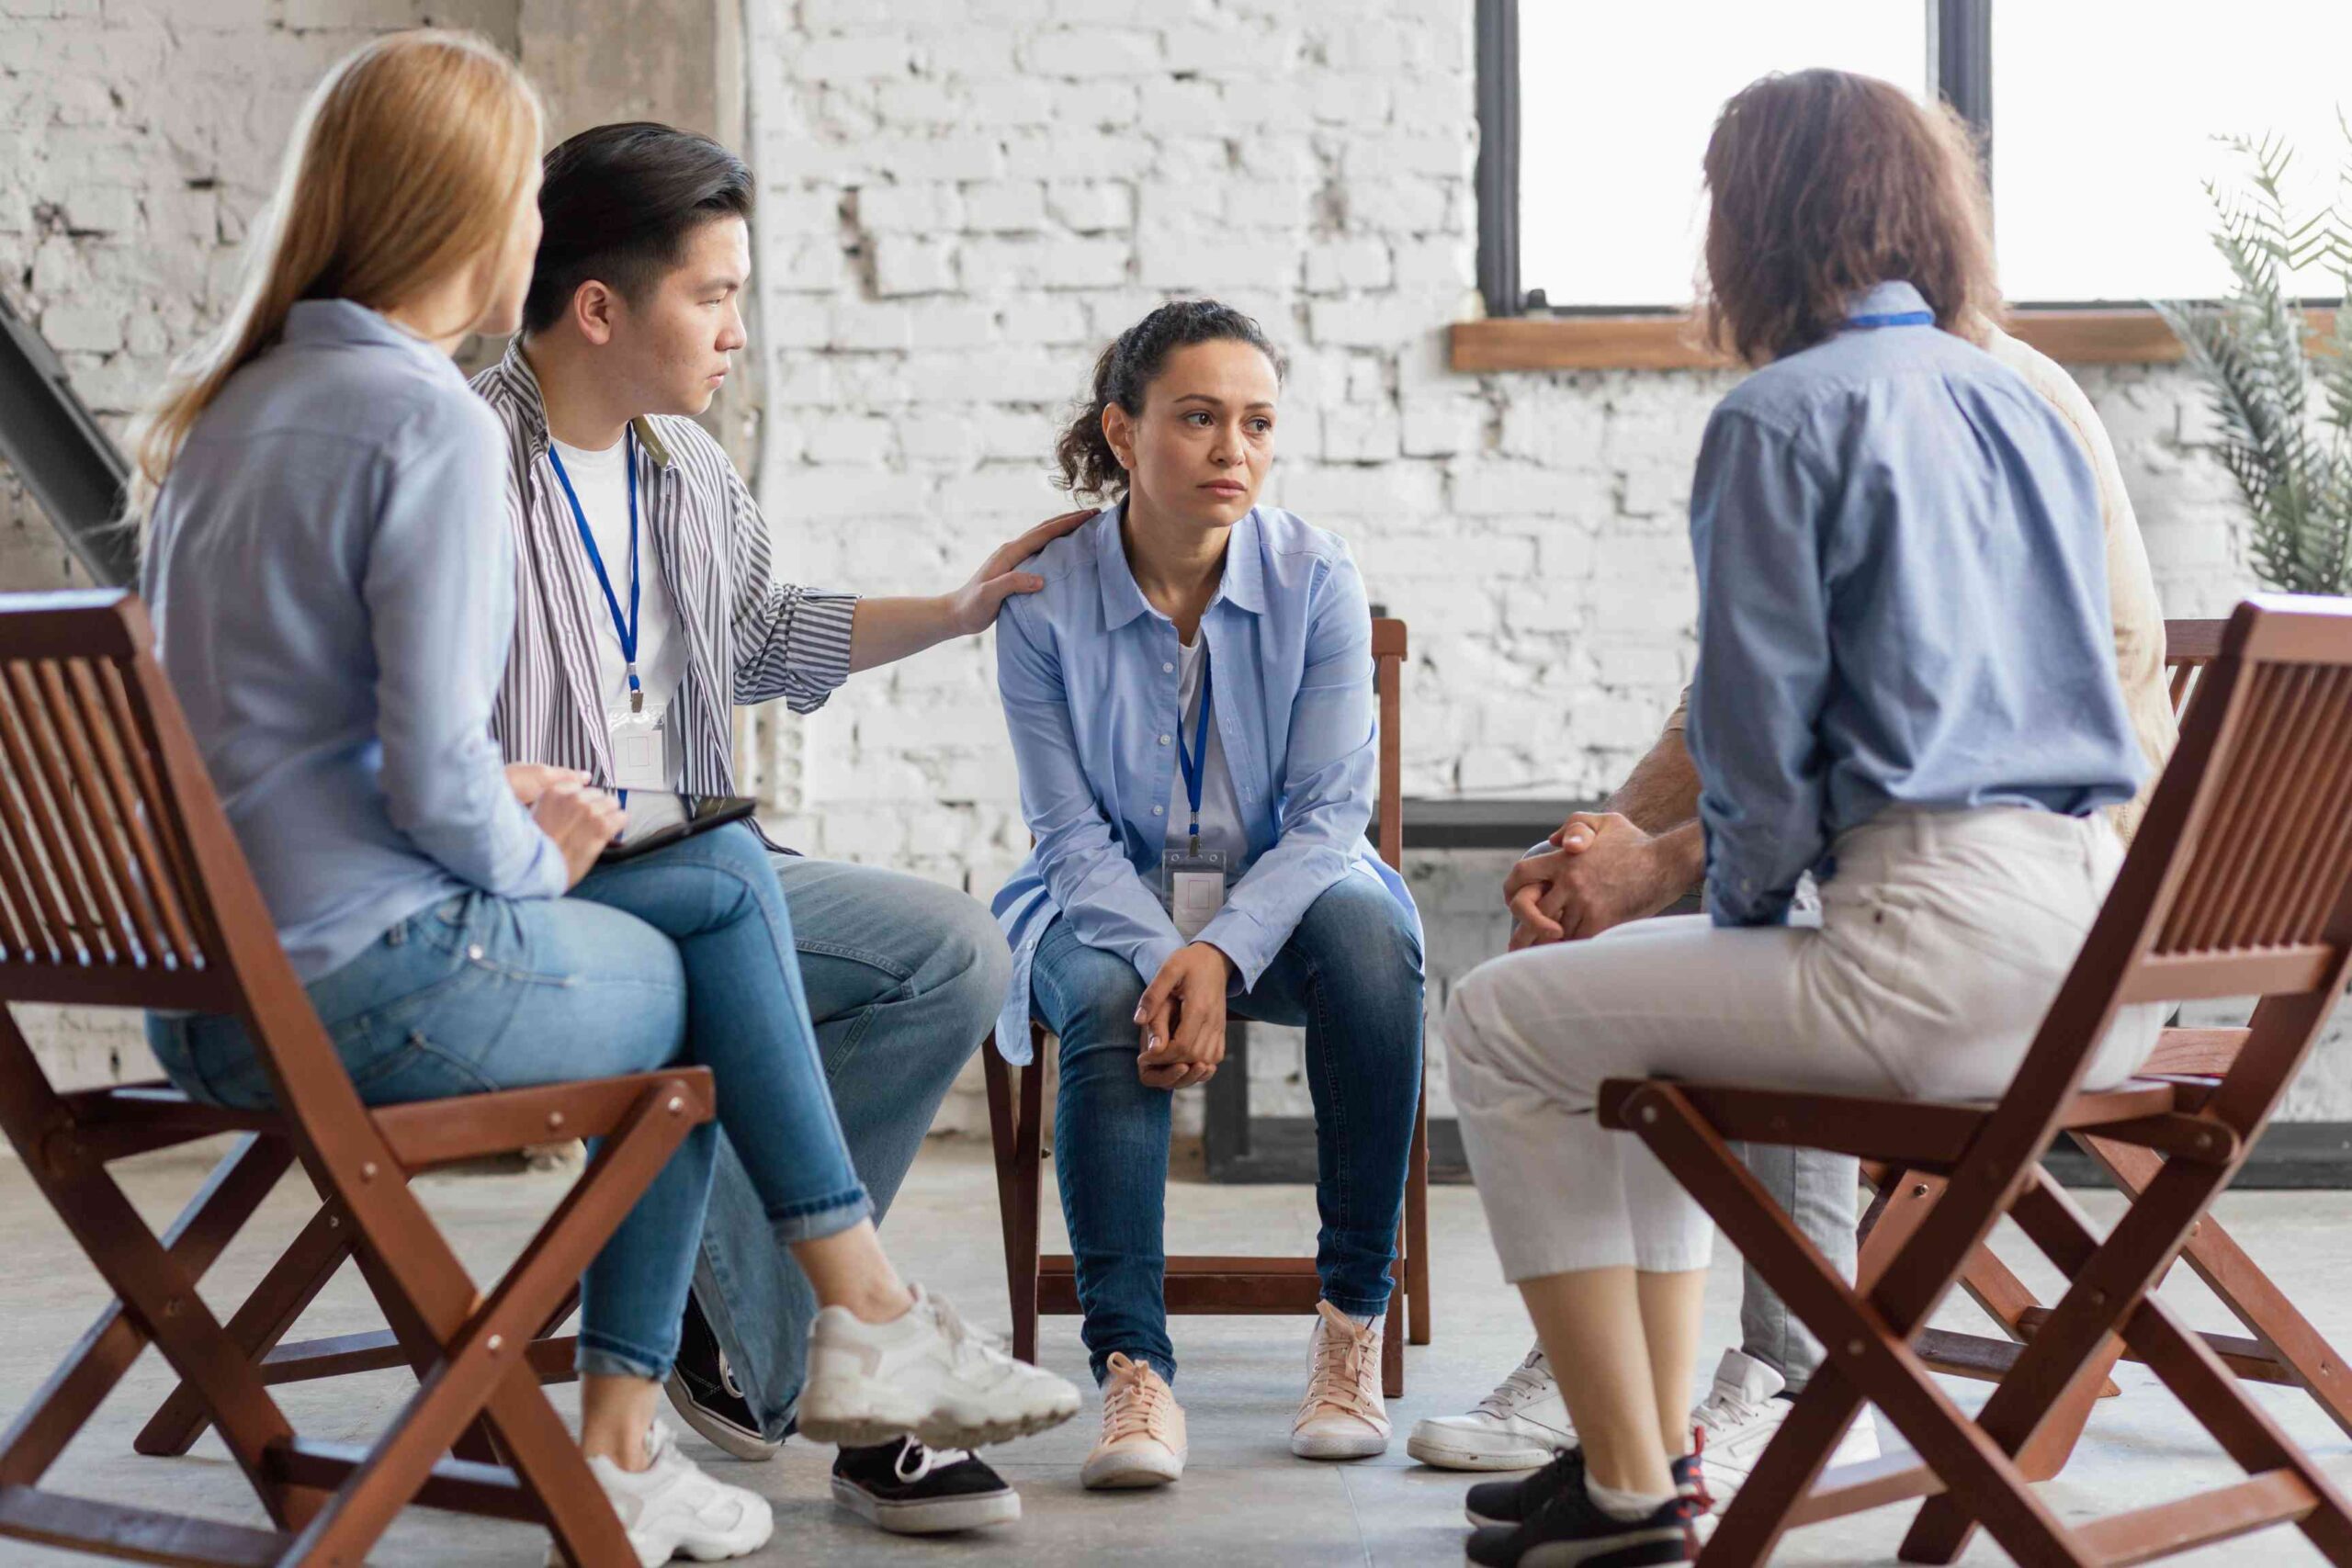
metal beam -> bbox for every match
[0,291,132,589]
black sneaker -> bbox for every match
[662,1291,780,1461]
[1464,1467,1695,1567]
[831,1438,1021,1534]
[1464,1447,1706,1529]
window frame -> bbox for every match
[1462,0,2336,369]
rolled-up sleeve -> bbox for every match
[366,400,566,901]
[1687,407,1832,927]
[723,463,858,712]
[996,594,1187,986]
[1195,549,1376,989]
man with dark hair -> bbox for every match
[474,121,1084,1536]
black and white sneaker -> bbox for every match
[1465,1445,1706,1529]
[831,1438,1021,1534]
[663,1291,781,1461]
[1464,1458,1695,1567]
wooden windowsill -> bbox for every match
[1448,306,2341,373]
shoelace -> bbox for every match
[1102,1366,1174,1444]
[1691,1384,1763,1442]
[919,1290,1009,1369]
[891,1439,977,1484]
[1302,1317,1383,1424]
[716,1345,747,1404]
[1475,1348,1553,1418]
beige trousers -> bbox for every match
[1445,806,2163,1282]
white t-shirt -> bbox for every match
[550,434,687,734]
[1160,630,1248,904]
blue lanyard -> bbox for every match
[1175,642,1215,849]
[548,427,642,712]
[1845,310,1935,330]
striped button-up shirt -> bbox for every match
[470,343,857,795]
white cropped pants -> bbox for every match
[1446,806,2164,1283]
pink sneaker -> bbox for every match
[1292,1301,1389,1459]
[1081,1353,1186,1489]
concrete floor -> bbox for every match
[5,1139,2351,1566]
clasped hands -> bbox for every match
[1503,810,1680,950]
[1133,942,1235,1089]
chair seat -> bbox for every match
[1596,1075,2222,1169]
[61,1075,702,1171]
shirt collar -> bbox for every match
[282,299,465,383]
[1095,502,1267,631]
[496,336,675,469]
[1845,280,1932,322]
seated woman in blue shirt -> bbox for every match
[134,32,1073,1564]
[991,301,1425,1485]
[1442,71,2164,1566]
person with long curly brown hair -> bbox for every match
[1440,70,2164,1565]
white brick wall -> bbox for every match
[739,0,2322,1128]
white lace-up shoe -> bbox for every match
[1081,1354,1187,1489]
[1291,1302,1390,1459]
[548,1419,772,1567]
[1406,1342,1574,1471]
[1690,1348,1878,1511]
[797,1283,1081,1450]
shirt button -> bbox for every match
[1152,805,1164,816]
[1158,734,1170,746]
[467,944,485,962]
[1163,661,1174,673]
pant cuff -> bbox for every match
[577,1333,670,1382]
[1320,1289,1391,1319]
[768,1185,872,1244]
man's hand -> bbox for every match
[1503,812,1683,948]
[1134,942,1233,1089]
[532,782,627,890]
[945,509,1096,636]
[505,762,588,807]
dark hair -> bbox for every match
[521,121,755,336]
[1699,70,1997,366]
[1054,299,1285,500]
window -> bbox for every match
[1479,0,2348,316]
[1517,3,1929,310]
[1992,2,2352,303]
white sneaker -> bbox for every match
[1291,1302,1390,1460]
[549,1419,772,1567]
[1690,1348,1879,1511]
[1406,1341,1574,1471]
[797,1283,1081,1450]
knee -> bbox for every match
[1298,879,1424,992]
[1054,976,1148,1066]
[930,891,1013,1021]
[1441,963,1505,1091]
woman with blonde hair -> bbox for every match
[138,30,1074,1564]
[1442,69,2161,1564]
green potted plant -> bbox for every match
[2156,122,2352,594]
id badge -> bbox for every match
[1162,849,1227,942]
[608,707,669,792]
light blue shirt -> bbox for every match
[989,504,1419,1060]
[1688,280,2145,927]
[141,299,566,982]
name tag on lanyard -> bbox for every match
[1163,642,1227,942]
[549,428,671,791]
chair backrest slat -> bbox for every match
[1372,617,1407,873]
[67,658,202,969]
[33,658,160,966]
[8,661,133,964]
[0,669,101,964]
[94,656,213,965]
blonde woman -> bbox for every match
[135,31,1075,1564]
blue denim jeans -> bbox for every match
[1029,874,1424,1387]
[668,854,1004,1441]
[146,823,870,1382]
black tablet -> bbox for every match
[598,791,759,863]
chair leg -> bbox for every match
[137,1191,354,1456]
[6,1133,291,1482]
[2085,1132,2352,1440]
[1382,1266,1405,1399]
[1406,1083,1431,1348]
[1625,1085,2086,1568]
[1012,1056,1044,1369]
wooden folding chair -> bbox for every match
[1859,616,2352,1485]
[0,590,714,1567]
[1599,596,2352,1565]
[983,616,1430,1397]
